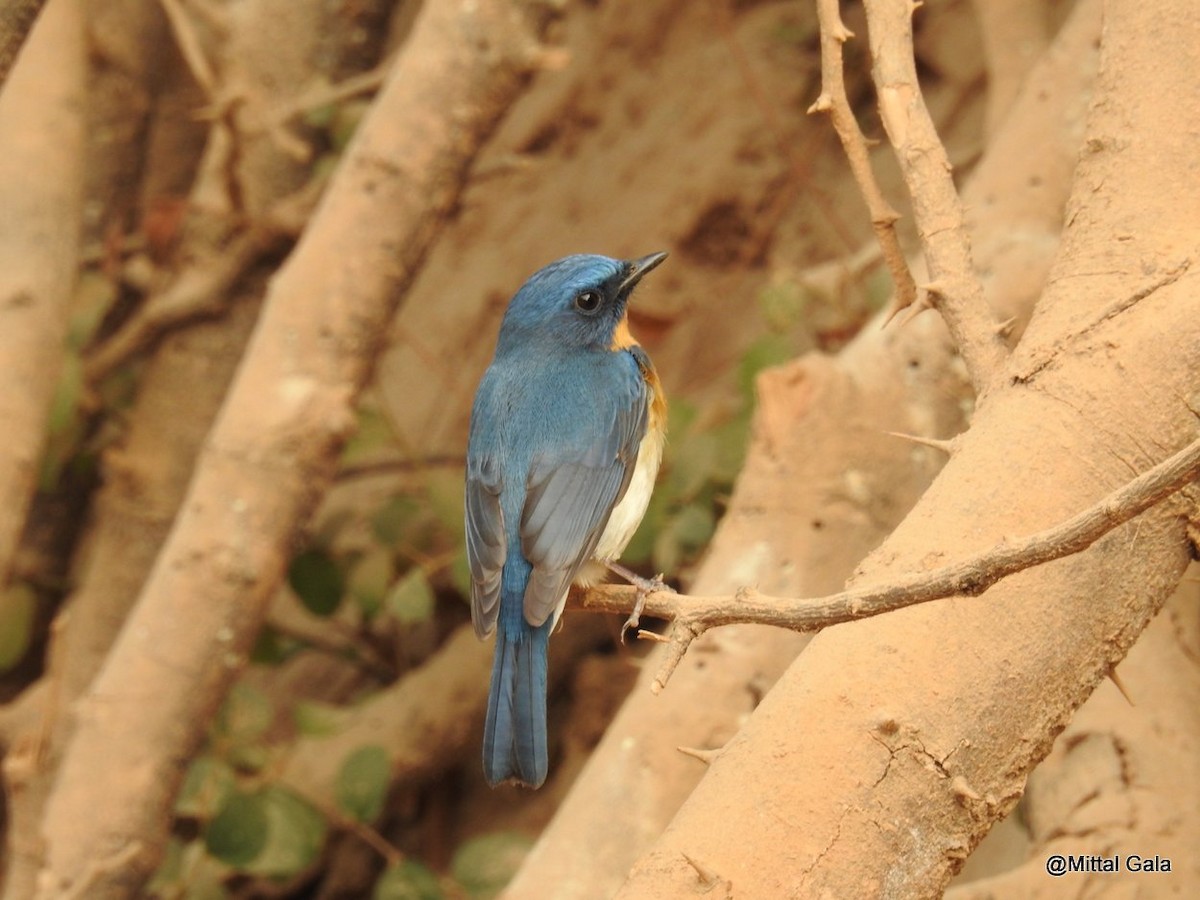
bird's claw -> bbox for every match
[619,571,672,643]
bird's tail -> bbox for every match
[483,620,551,788]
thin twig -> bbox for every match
[84,181,320,383]
[858,0,1008,391]
[809,0,918,322]
[268,65,388,127]
[574,435,1200,692]
[158,0,216,97]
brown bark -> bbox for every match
[946,578,1200,898]
[504,2,1100,894]
[0,0,83,586]
[29,2,554,896]
[615,1,1200,895]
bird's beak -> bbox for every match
[618,251,669,294]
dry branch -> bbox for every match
[83,182,317,383]
[808,0,917,321]
[31,2,556,896]
[860,0,1008,392]
[579,433,1200,690]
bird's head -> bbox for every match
[496,252,668,352]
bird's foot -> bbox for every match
[604,561,673,641]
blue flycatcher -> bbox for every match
[465,252,668,788]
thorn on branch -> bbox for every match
[637,629,669,644]
[950,774,982,804]
[681,852,728,888]
[1107,667,1135,706]
[653,621,702,694]
[897,293,934,327]
[886,431,958,456]
[677,745,725,765]
[806,93,833,115]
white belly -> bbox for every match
[571,415,665,589]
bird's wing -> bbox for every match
[519,358,649,627]
[465,450,506,638]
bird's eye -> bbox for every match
[574,290,601,313]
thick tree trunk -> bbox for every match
[614,1,1200,896]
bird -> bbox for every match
[465,251,669,789]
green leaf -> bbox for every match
[451,831,534,899]
[864,265,893,312]
[70,271,118,349]
[244,786,328,877]
[250,626,303,665]
[425,470,465,539]
[205,790,268,869]
[373,860,444,900]
[449,549,472,599]
[149,837,232,900]
[216,682,274,747]
[665,431,719,502]
[385,569,435,624]
[146,836,186,894]
[180,840,232,900]
[288,549,344,617]
[0,583,36,673]
[759,280,808,332]
[673,504,716,553]
[293,700,347,737]
[336,744,391,823]
[176,756,237,819]
[47,350,83,435]
[349,547,395,618]
[207,786,328,877]
[371,495,419,545]
[666,398,698,436]
[342,403,396,465]
[653,504,716,575]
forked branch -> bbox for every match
[575,434,1200,692]
[856,0,1008,391]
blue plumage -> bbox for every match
[466,252,667,788]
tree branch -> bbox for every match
[857,0,1009,391]
[808,0,917,323]
[31,1,557,895]
[576,433,1200,691]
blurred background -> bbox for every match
[0,0,1084,896]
